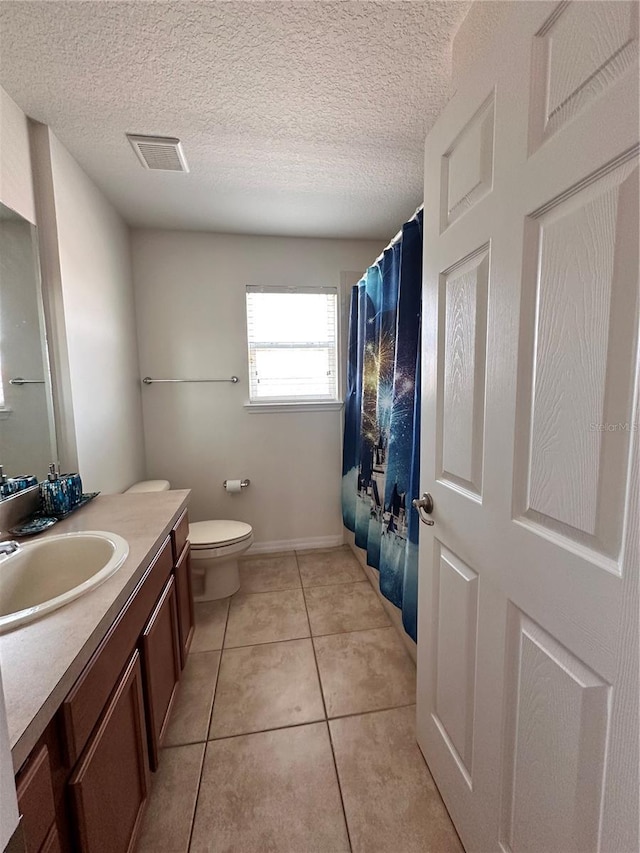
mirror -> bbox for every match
[0,202,57,497]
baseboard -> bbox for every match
[344,528,417,664]
[247,534,345,555]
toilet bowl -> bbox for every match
[189,520,253,600]
[124,481,253,600]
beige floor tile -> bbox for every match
[190,599,229,652]
[239,552,300,593]
[164,651,220,747]
[304,580,390,636]
[190,724,350,853]
[224,589,309,648]
[297,545,366,587]
[314,626,416,717]
[210,639,324,738]
[330,706,463,853]
[136,743,204,852]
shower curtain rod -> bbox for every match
[374,203,424,265]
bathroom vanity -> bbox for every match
[0,490,193,853]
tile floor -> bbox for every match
[136,546,463,853]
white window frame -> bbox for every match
[244,285,343,413]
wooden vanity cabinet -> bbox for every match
[68,652,150,853]
[13,507,194,853]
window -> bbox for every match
[246,286,339,406]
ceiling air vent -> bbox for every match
[126,134,189,172]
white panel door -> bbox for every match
[416,3,639,852]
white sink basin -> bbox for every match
[0,531,129,633]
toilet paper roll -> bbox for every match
[225,479,243,494]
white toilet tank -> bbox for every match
[125,480,171,493]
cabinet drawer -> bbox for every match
[171,509,189,564]
[16,744,56,853]
[141,575,181,770]
[174,544,194,668]
[69,651,150,853]
[62,537,173,765]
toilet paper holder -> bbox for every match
[223,479,250,490]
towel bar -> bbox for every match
[142,376,239,384]
[9,378,45,385]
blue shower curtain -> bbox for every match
[341,210,423,641]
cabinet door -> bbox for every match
[69,651,150,853]
[174,545,195,668]
[141,575,181,769]
[15,744,56,853]
[171,509,189,563]
[40,825,62,853]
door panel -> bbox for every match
[432,544,478,786]
[417,3,639,852]
[438,245,489,498]
[500,608,610,853]
[441,93,495,231]
[529,1,638,151]
[514,153,638,565]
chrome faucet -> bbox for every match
[0,540,20,559]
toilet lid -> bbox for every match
[125,479,171,493]
[189,520,253,548]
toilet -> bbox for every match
[125,480,253,600]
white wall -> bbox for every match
[0,86,35,224]
[35,129,146,493]
[132,230,381,547]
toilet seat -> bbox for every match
[189,520,253,550]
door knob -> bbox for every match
[412,493,435,526]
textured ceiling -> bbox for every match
[0,1,470,239]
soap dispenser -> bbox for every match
[39,464,83,516]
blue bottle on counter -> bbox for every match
[39,464,83,516]
[0,466,38,497]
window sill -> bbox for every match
[244,400,344,414]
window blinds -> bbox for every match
[246,286,338,402]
